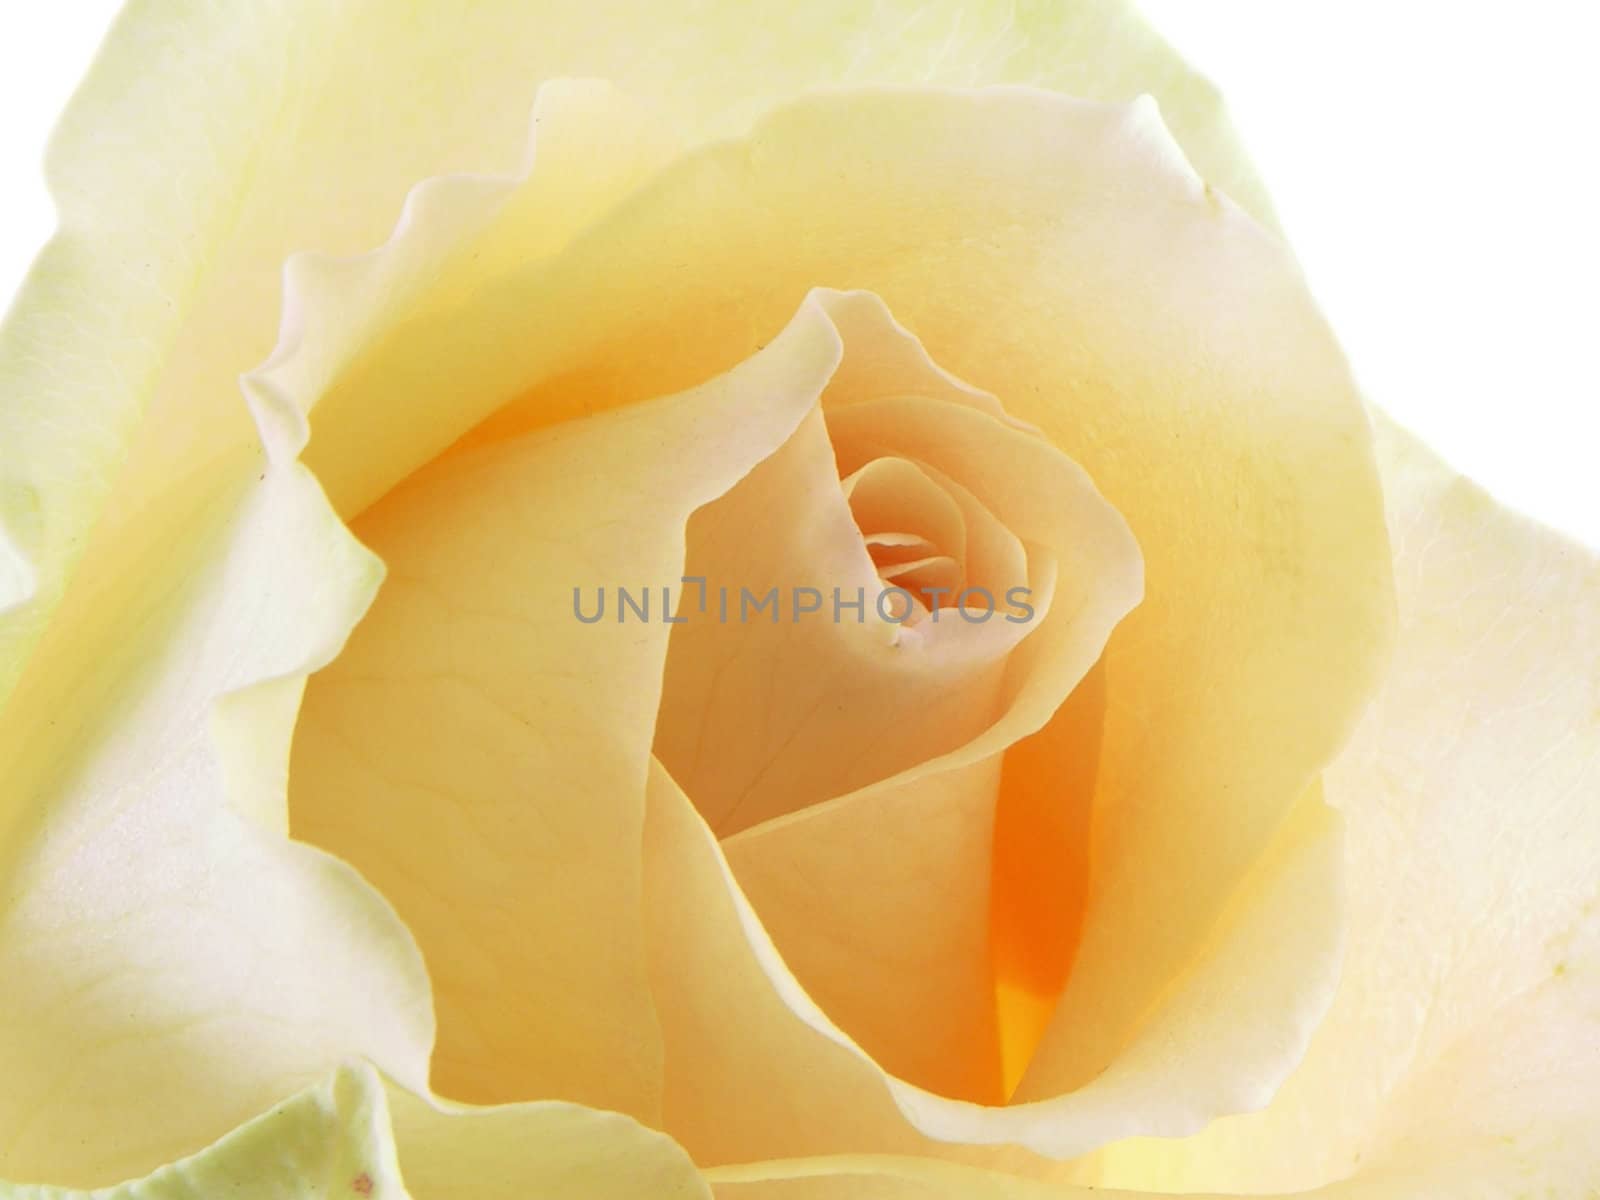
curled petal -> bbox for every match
[0,0,1263,708]
[0,1065,405,1200]
[289,295,855,1113]
[0,464,432,1187]
[645,754,1348,1162]
[384,1077,710,1200]
[1085,417,1600,1197]
[0,1062,712,1200]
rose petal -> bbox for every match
[654,406,992,839]
[260,79,681,507]
[1,0,1262,708]
[649,289,1139,1103]
[0,463,432,1186]
[473,85,1390,1121]
[645,753,1347,1164]
[384,1078,710,1200]
[0,1059,712,1200]
[228,82,1373,1137]
[646,759,943,1162]
[288,296,850,1113]
[283,85,1373,1153]
[0,1064,407,1200]
[655,295,1101,836]
[1082,416,1600,1196]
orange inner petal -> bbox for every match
[991,661,1106,1098]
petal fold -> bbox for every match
[384,1081,710,1200]
[644,757,1347,1162]
[0,464,432,1187]
[1085,416,1600,1197]
[1,0,1263,707]
[289,295,851,1114]
[0,1064,404,1200]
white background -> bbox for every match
[2,4,1597,547]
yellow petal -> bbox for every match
[0,86,684,1181]
[426,88,1376,1152]
[646,759,934,1164]
[251,79,681,502]
[648,289,1140,1104]
[1085,416,1600,1196]
[1,0,1260,708]
[0,69,676,737]
[277,82,1375,1156]
[0,463,432,1188]
[647,738,1347,1165]
[288,295,852,1114]
[250,81,1377,1148]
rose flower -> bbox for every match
[0,3,1595,1197]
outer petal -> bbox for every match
[383,1083,709,1200]
[0,0,1263,703]
[1086,418,1600,1196]
[0,465,433,1187]
[0,1065,406,1200]
[0,1062,712,1200]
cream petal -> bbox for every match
[0,0,1262,710]
[0,1064,407,1200]
[4,83,1378,1167]
[259,79,681,506]
[1083,416,1600,1196]
[0,0,1443,1188]
[0,77,676,1186]
[288,297,849,1114]
[1,1060,711,1200]
[0,463,432,1187]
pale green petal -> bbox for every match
[384,1083,710,1200]
[0,1065,405,1200]
[1083,418,1600,1195]
[0,462,434,1187]
[0,1063,712,1200]
[0,0,1261,704]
